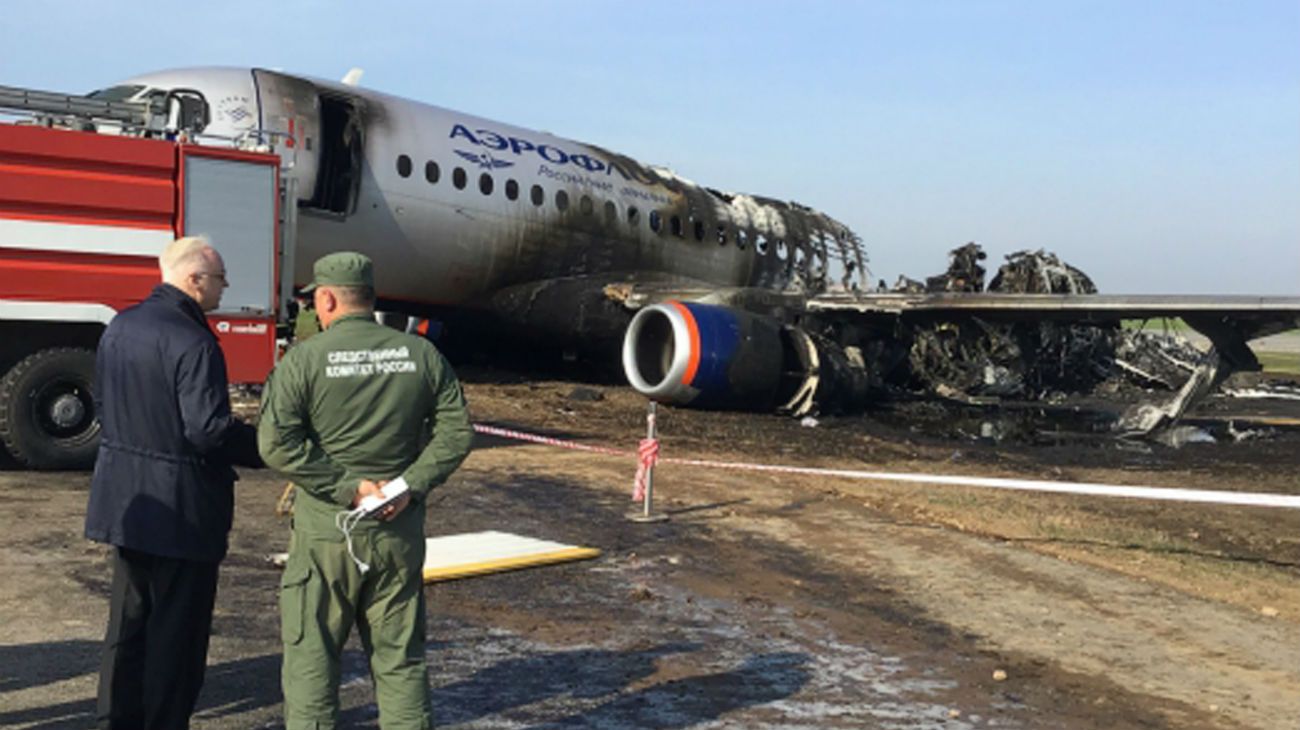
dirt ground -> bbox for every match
[2,366,1299,729]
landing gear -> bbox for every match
[0,348,100,470]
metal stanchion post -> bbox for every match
[628,400,668,523]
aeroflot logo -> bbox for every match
[454,149,514,170]
[450,124,664,188]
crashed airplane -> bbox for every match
[66,68,1300,430]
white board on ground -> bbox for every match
[423,530,600,583]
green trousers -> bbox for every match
[279,527,431,730]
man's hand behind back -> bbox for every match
[353,479,409,522]
[354,479,384,505]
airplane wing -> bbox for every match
[807,292,1300,369]
[611,280,1300,431]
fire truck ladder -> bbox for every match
[0,84,208,136]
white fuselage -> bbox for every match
[113,68,860,336]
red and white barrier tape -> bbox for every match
[472,424,628,457]
[470,424,1300,510]
[632,438,661,502]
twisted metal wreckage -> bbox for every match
[614,238,1296,441]
[4,67,1296,472]
[890,245,1236,433]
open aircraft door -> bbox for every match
[254,69,363,217]
[253,69,321,207]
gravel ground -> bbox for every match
[2,370,1298,729]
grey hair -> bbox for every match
[159,236,213,277]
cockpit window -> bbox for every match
[87,85,145,102]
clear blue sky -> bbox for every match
[4,1,1296,294]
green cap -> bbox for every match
[300,252,374,294]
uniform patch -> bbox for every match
[324,346,418,378]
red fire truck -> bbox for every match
[0,85,292,469]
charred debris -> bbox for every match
[805,243,1280,442]
[885,243,1113,401]
[610,239,1292,443]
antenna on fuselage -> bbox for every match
[338,68,364,87]
[341,68,364,87]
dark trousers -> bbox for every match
[96,546,220,730]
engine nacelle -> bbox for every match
[621,302,795,410]
[622,301,873,414]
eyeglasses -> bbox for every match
[196,272,228,284]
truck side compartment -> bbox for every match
[0,107,282,469]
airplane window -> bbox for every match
[716,224,728,246]
[531,184,544,206]
[425,161,440,184]
[754,232,768,255]
[604,200,617,222]
[693,219,705,241]
[737,230,749,250]
[397,155,413,178]
[670,215,682,238]
[649,210,662,232]
[479,173,493,195]
[627,206,640,226]
[556,190,570,210]
[579,195,593,215]
[453,167,467,190]
[505,179,519,200]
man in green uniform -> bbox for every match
[258,252,473,729]
[291,294,321,341]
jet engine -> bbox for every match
[621,301,870,415]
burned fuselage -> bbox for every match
[96,68,1300,425]
[113,67,865,350]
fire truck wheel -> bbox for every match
[0,348,100,470]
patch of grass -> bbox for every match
[1121,319,1300,374]
[921,491,987,510]
[1122,317,1191,333]
[1257,351,1300,375]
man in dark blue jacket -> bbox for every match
[85,236,260,730]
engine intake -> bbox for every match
[621,301,812,411]
[622,301,872,414]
